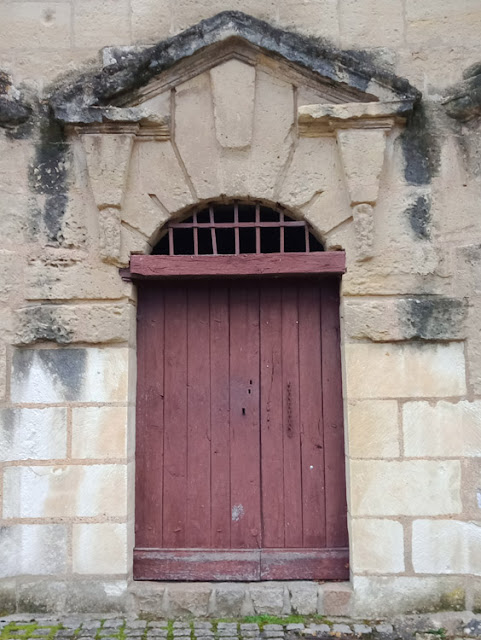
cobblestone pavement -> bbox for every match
[1,616,481,640]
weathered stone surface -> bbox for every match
[25,261,130,301]
[345,343,467,399]
[17,579,67,614]
[344,297,467,342]
[73,0,130,49]
[0,408,67,461]
[322,582,352,616]
[340,0,404,47]
[412,520,481,575]
[72,406,128,460]
[0,525,68,578]
[351,519,404,573]
[350,460,462,516]
[73,524,127,575]
[287,582,317,615]
[64,580,128,613]
[249,583,284,615]
[15,303,132,346]
[11,347,129,404]
[213,584,245,617]
[403,400,481,458]
[0,3,71,50]
[352,575,466,616]
[347,400,399,459]
[166,583,212,617]
[3,464,128,518]
[210,60,256,149]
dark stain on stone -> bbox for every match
[14,348,87,401]
[49,11,420,122]
[405,195,431,239]
[28,107,70,245]
[18,306,74,345]
[0,70,32,130]
[400,101,441,185]
[402,298,466,341]
[444,62,481,122]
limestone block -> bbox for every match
[347,400,399,459]
[412,519,481,575]
[16,302,132,346]
[25,261,130,301]
[171,0,276,33]
[277,136,344,214]
[466,296,481,395]
[321,582,352,616]
[73,0,130,49]
[249,583,285,615]
[278,0,339,40]
[123,140,195,238]
[64,579,128,613]
[3,464,128,518]
[352,575,466,617]
[344,297,467,342]
[213,583,246,617]
[72,406,128,460]
[174,73,221,200]
[352,203,374,260]
[166,583,212,617]
[210,60,256,149]
[0,341,6,402]
[0,524,68,578]
[0,250,22,303]
[351,519,404,573]
[73,523,127,575]
[344,343,467,399]
[0,3,71,51]
[350,460,462,516]
[131,0,170,43]
[406,0,481,47]
[336,128,387,204]
[17,579,67,614]
[288,582,318,615]
[99,207,121,263]
[0,408,67,462]
[403,400,481,458]
[11,347,129,404]
[340,0,404,48]
[81,133,135,209]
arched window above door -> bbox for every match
[152,202,324,256]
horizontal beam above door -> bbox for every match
[122,252,346,281]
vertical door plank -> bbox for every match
[281,284,303,548]
[229,284,262,549]
[320,279,348,547]
[135,284,165,549]
[186,285,212,547]
[210,285,231,548]
[162,286,188,548]
[260,282,285,548]
[298,283,326,548]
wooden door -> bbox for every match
[134,278,348,581]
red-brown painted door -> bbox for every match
[134,278,348,581]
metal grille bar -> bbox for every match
[154,202,323,256]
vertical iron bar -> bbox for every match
[280,211,285,253]
[255,204,261,254]
[305,225,310,253]
[168,227,174,255]
[193,211,199,256]
[210,205,218,255]
[234,203,240,255]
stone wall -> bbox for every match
[0,0,481,618]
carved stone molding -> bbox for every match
[298,101,403,261]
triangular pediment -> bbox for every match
[50,11,419,124]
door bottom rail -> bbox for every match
[133,547,349,581]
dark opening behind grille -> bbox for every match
[152,202,324,256]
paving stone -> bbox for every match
[127,621,148,629]
[263,633,284,639]
[103,619,125,628]
[195,633,213,638]
[198,637,216,640]
[149,622,169,628]
[147,632,168,638]
[264,626,283,632]
[375,625,393,635]
[32,631,53,637]
[332,625,352,635]
[174,623,191,628]
[353,625,372,635]
[464,621,481,636]
[242,633,260,638]
[286,624,304,631]
[125,632,146,637]
[241,625,260,632]
[309,625,330,634]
